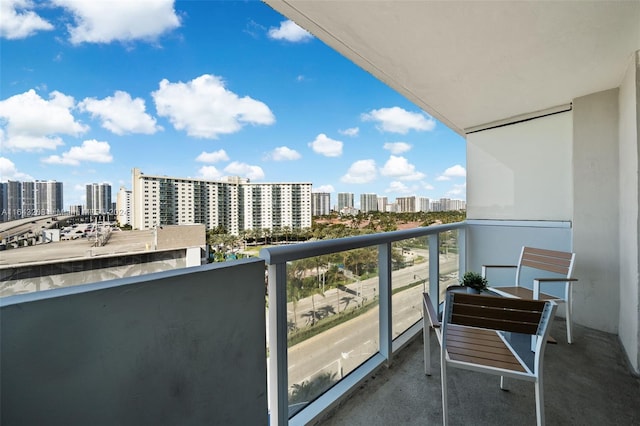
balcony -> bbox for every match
[3,221,638,425]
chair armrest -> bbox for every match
[481,264,517,278]
[423,293,440,328]
[534,277,578,282]
[532,277,578,299]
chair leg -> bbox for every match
[566,299,573,344]
[535,378,545,426]
[441,360,448,425]
[423,319,432,375]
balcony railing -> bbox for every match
[260,222,466,425]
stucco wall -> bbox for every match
[618,51,640,373]
[573,89,621,334]
[1,258,268,425]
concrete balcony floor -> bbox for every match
[318,319,640,425]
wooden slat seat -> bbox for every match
[445,325,527,372]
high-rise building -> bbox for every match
[337,192,354,211]
[449,199,467,210]
[131,168,312,235]
[36,181,63,216]
[21,182,35,216]
[86,183,112,215]
[311,192,331,216]
[69,205,83,216]
[429,198,466,212]
[417,197,430,212]
[0,183,6,222]
[116,186,132,226]
[0,180,63,221]
[377,196,388,212]
[360,193,378,213]
[5,181,22,221]
[396,196,416,213]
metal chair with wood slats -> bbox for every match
[482,246,577,343]
[440,292,557,426]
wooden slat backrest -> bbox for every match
[447,292,546,335]
[520,246,574,276]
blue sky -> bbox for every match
[0,0,466,209]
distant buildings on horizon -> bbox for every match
[0,180,63,222]
[327,192,465,216]
[1,173,466,230]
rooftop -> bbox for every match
[0,229,155,267]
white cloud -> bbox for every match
[446,183,467,197]
[0,156,33,180]
[361,106,436,134]
[267,146,301,161]
[267,20,312,42]
[1,0,53,39]
[380,155,425,181]
[42,139,112,165]
[308,133,343,157]
[196,150,229,163]
[341,159,377,184]
[339,127,359,137]
[437,164,466,181]
[383,142,411,154]
[314,185,334,193]
[197,165,223,180]
[79,91,161,135]
[224,161,265,181]
[0,89,88,151]
[52,0,180,44]
[385,181,412,194]
[421,182,435,191]
[152,74,275,139]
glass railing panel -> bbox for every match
[438,229,460,304]
[391,236,429,339]
[286,247,379,418]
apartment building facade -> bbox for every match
[116,186,132,226]
[311,192,331,216]
[396,196,416,213]
[86,183,112,215]
[0,180,63,221]
[337,192,354,212]
[360,193,378,213]
[131,168,312,235]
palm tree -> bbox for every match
[289,372,338,405]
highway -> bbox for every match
[0,214,71,246]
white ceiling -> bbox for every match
[264,1,640,135]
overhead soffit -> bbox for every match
[264,1,640,135]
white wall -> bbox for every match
[1,259,268,425]
[618,51,640,373]
[573,89,621,335]
[467,112,573,220]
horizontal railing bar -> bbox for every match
[259,222,465,264]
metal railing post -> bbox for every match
[428,233,440,306]
[378,242,392,364]
[268,262,288,426]
[458,227,467,276]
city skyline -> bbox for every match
[0,0,466,210]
